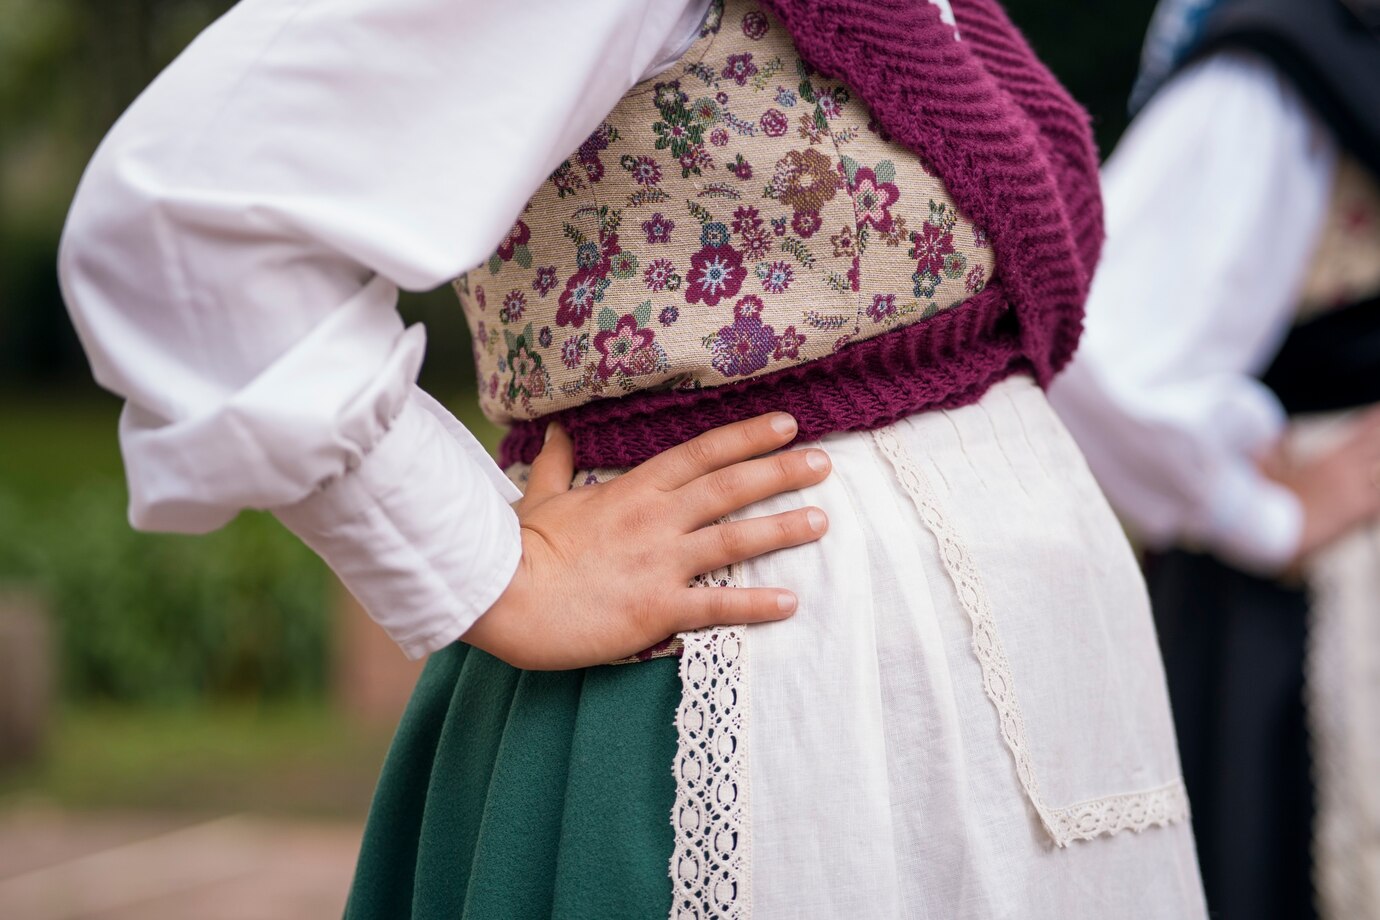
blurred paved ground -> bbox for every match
[0,806,362,919]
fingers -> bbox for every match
[526,423,575,498]
[633,413,799,491]
[671,585,800,632]
[675,447,831,527]
[680,506,828,574]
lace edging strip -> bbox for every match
[669,569,751,919]
[870,426,1189,848]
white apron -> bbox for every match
[669,375,1207,919]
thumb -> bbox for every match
[526,422,576,498]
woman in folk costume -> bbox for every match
[1049,1,1380,918]
[58,0,1207,916]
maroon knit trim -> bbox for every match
[761,0,1102,386]
[498,1,1102,470]
[501,285,1026,468]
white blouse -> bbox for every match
[1049,52,1336,574]
[59,0,710,658]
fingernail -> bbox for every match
[777,592,798,613]
[770,413,797,437]
[544,423,556,444]
[807,508,827,533]
[805,450,830,473]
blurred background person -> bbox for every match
[1049,1,1380,918]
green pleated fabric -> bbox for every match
[344,641,681,919]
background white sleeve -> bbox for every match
[57,0,704,655]
[1048,52,1337,574]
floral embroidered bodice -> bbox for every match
[1297,155,1380,319]
[453,0,995,426]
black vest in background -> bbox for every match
[1186,0,1380,179]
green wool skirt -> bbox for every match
[344,641,681,919]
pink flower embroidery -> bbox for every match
[532,266,559,297]
[500,290,527,322]
[732,206,763,235]
[644,258,678,293]
[774,325,805,360]
[742,10,769,40]
[560,335,587,369]
[760,108,788,137]
[685,245,747,306]
[496,220,530,260]
[791,209,822,238]
[722,53,759,86]
[851,167,900,233]
[759,260,794,294]
[679,144,713,174]
[642,213,676,245]
[557,269,609,328]
[911,223,956,278]
[741,227,771,261]
[628,155,662,186]
[867,294,897,322]
[594,315,656,380]
[965,264,988,294]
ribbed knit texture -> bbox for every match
[501,0,1102,470]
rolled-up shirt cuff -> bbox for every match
[1204,470,1303,575]
[275,393,522,658]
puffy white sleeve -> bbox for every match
[58,0,707,657]
[1048,52,1337,574]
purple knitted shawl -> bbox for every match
[501,0,1103,469]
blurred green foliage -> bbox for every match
[1,490,332,703]
[0,401,333,704]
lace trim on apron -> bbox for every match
[869,426,1190,846]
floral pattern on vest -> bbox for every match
[454,0,995,425]
[1297,155,1380,319]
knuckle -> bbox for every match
[743,419,772,455]
[716,524,745,558]
[681,434,717,471]
[773,452,800,484]
[705,588,734,623]
[708,468,745,505]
